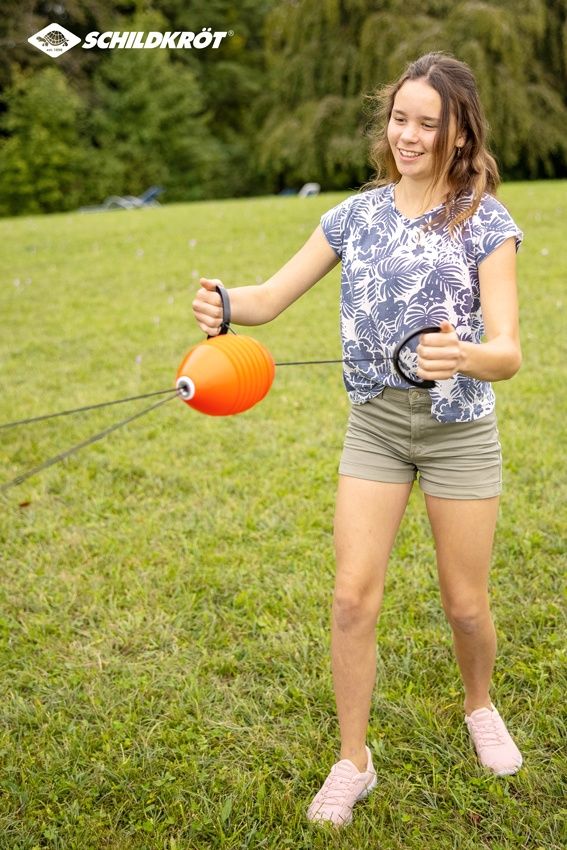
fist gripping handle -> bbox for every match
[207,285,231,338]
[393,325,441,389]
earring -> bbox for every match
[456,146,463,157]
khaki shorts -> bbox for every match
[339,388,502,500]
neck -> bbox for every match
[394,178,448,218]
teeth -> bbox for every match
[399,149,422,158]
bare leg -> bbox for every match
[332,476,412,771]
[425,495,500,714]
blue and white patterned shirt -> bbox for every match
[320,183,522,423]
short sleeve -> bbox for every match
[472,195,523,265]
[320,195,355,258]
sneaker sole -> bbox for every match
[488,759,523,777]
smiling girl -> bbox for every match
[192,52,523,828]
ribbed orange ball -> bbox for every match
[176,335,275,416]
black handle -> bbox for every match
[207,285,231,338]
[393,325,441,389]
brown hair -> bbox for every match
[365,52,500,230]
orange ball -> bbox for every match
[176,334,275,416]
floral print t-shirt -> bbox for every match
[320,183,522,423]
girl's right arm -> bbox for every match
[192,225,339,336]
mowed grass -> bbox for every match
[0,182,565,849]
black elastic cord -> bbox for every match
[0,324,436,491]
[275,356,393,367]
[0,387,178,431]
[0,357,380,431]
[0,358,389,433]
[0,394,178,493]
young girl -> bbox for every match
[192,53,523,827]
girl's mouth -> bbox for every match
[398,149,424,159]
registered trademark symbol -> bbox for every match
[228,30,234,37]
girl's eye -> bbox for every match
[423,123,437,130]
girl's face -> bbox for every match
[387,78,462,184]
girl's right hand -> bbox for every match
[192,277,225,336]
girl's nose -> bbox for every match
[400,123,419,143]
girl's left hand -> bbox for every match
[417,320,463,381]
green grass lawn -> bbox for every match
[0,182,565,849]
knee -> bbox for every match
[333,586,381,632]
[445,601,491,635]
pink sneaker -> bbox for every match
[307,746,377,827]
[465,705,523,776]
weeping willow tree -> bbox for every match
[258,0,567,189]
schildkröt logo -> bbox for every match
[28,23,81,57]
[28,24,232,58]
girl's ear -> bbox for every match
[456,130,466,150]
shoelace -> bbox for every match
[318,764,358,804]
[469,715,507,747]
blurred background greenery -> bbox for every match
[1,0,566,216]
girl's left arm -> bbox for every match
[417,237,522,382]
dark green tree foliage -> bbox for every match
[0,0,276,213]
[124,0,278,197]
[0,1,134,93]
[86,10,226,204]
[0,0,565,214]
[259,0,567,189]
[0,67,89,213]
[260,0,379,190]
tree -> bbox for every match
[87,11,226,203]
[0,1,278,210]
[0,0,565,215]
[0,66,89,214]
[258,0,567,188]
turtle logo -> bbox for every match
[28,23,81,57]
[39,31,69,48]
